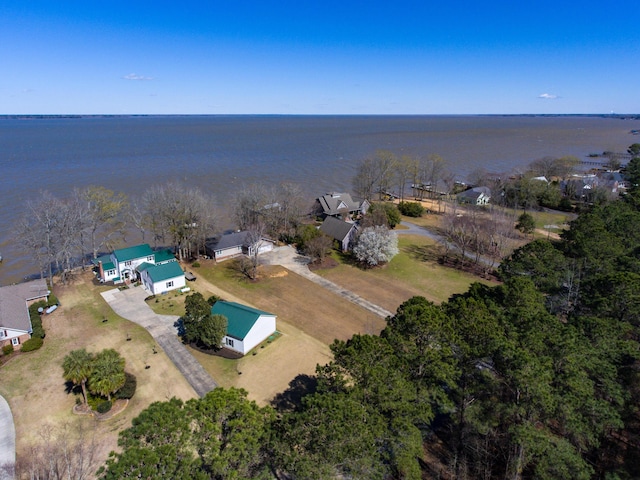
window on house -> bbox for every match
[107,269,115,276]
[226,338,234,347]
[125,260,132,266]
[166,281,174,288]
[0,330,4,338]
[12,337,19,346]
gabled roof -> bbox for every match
[113,244,154,262]
[458,186,491,201]
[207,231,251,251]
[211,301,275,340]
[138,261,184,283]
[319,216,357,242]
[317,193,362,216]
[153,249,177,264]
[92,254,115,271]
[0,279,49,332]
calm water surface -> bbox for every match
[1,115,638,284]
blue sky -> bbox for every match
[1,1,639,114]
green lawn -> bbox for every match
[316,235,497,313]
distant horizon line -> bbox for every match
[2,113,640,119]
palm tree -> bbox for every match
[89,348,125,401]
[62,349,94,406]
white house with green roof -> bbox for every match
[138,261,186,295]
[93,244,184,293]
[211,301,277,355]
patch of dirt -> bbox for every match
[308,257,339,271]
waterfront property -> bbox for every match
[205,231,274,262]
[0,279,49,349]
[211,301,277,356]
[93,244,185,294]
[457,186,492,205]
[319,216,359,252]
[315,192,370,219]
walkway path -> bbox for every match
[260,246,394,319]
[101,287,217,398]
[0,394,15,479]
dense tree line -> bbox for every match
[99,171,640,478]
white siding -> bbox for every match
[141,271,186,295]
[243,315,277,353]
[215,246,243,261]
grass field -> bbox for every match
[316,235,498,313]
[0,271,196,472]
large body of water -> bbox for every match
[1,114,638,285]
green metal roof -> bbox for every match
[154,249,177,264]
[143,261,184,283]
[113,244,154,262]
[211,301,274,340]
[92,254,115,271]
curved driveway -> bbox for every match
[0,394,15,479]
[101,287,217,397]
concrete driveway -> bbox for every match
[0,394,15,479]
[101,286,217,397]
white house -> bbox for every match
[0,279,49,349]
[211,301,277,355]
[457,186,491,205]
[138,261,186,295]
[93,244,185,293]
[205,231,274,262]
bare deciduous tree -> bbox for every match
[82,186,128,260]
[142,183,216,260]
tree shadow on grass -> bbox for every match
[270,374,318,413]
[403,243,442,263]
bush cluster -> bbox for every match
[21,337,44,352]
[97,401,112,414]
[192,261,201,268]
[115,372,137,399]
[398,201,425,217]
[2,344,14,356]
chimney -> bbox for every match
[98,260,104,280]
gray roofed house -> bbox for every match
[205,231,274,261]
[319,216,358,252]
[315,192,370,219]
[457,186,491,205]
[0,279,49,349]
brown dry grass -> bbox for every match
[0,271,196,473]
[177,261,383,405]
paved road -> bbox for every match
[101,287,217,398]
[0,394,15,479]
[260,246,394,319]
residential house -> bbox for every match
[138,261,186,295]
[0,279,49,349]
[315,192,370,219]
[319,216,358,252]
[457,186,491,205]
[205,231,274,262]
[93,244,185,293]
[211,301,277,355]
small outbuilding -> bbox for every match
[211,301,277,356]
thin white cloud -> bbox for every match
[123,73,153,81]
[538,93,559,99]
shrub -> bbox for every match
[96,401,112,414]
[207,295,224,306]
[21,337,43,352]
[192,261,201,268]
[116,372,137,399]
[398,201,425,217]
[145,295,156,302]
[2,344,14,356]
[47,292,59,307]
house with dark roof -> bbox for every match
[319,216,358,252]
[315,192,370,219]
[457,186,491,205]
[205,231,274,262]
[211,301,277,355]
[0,279,49,349]
[93,244,185,293]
